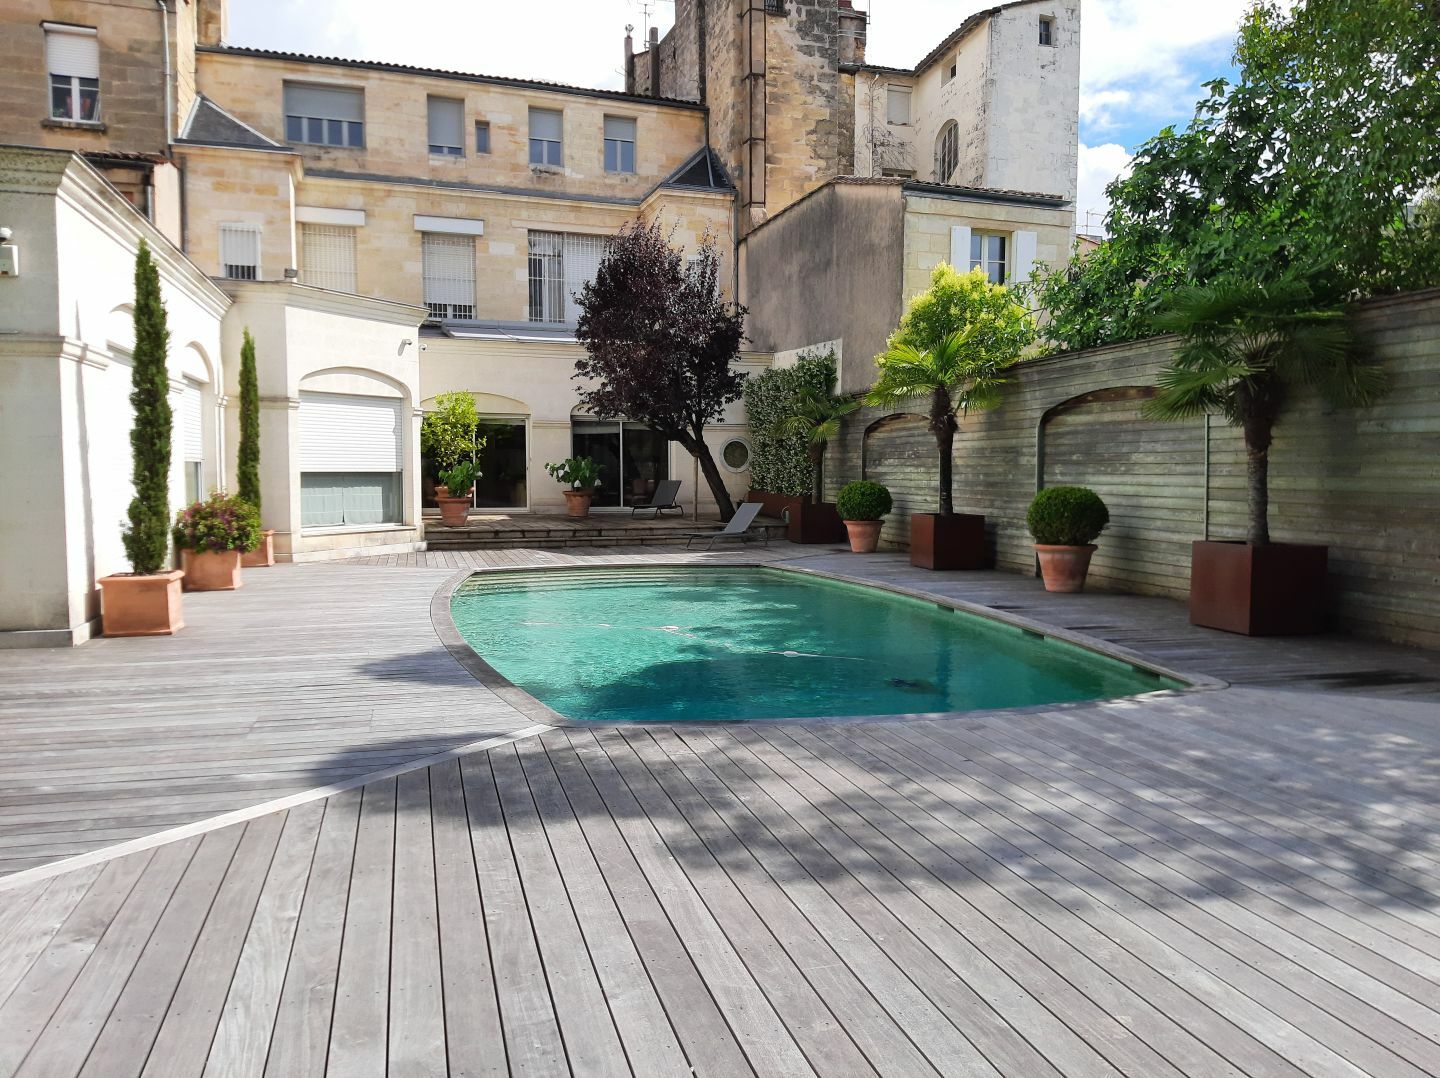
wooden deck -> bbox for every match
[1,547,1438,1076]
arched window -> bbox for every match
[935,121,959,184]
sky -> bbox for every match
[226,0,1252,232]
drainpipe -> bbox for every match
[156,0,172,145]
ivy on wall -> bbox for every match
[743,350,836,495]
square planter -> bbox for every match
[746,490,803,519]
[181,548,243,591]
[787,499,847,544]
[910,513,987,570]
[1189,540,1329,635]
[241,529,275,568]
[99,570,185,637]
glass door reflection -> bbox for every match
[571,417,668,509]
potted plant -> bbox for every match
[546,456,603,517]
[1027,486,1110,593]
[1148,281,1383,634]
[435,461,478,527]
[174,492,262,591]
[772,364,859,544]
[99,241,186,636]
[835,480,892,553]
[869,265,1036,570]
[421,391,480,500]
[235,328,274,567]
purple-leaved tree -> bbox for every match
[574,220,747,520]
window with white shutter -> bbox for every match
[885,86,911,125]
[529,108,563,167]
[181,379,204,503]
[527,231,608,323]
[298,391,404,527]
[219,224,261,280]
[603,116,636,173]
[300,224,358,292]
[428,97,464,156]
[421,233,475,319]
[44,24,100,122]
[284,83,365,147]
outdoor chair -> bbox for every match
[631,478,684,518]
[684,501,769,549]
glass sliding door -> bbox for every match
[571,418,622,507]
[474,418,528,509]
[571,417,669,510]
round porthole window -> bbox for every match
[721,438,751,471]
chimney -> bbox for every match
[649,26,661,97]
[838,1,867,65]
[197,0,227,46]
[624,26,635,94]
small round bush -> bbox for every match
[1027,486,1110,546]
[836,480,893,521]
[173,492,263,553]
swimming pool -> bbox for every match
[449,567,1183,723]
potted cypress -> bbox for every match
[869,265,1036,570]
[236,328,274,567]
[1148,281,1383,634]
[1027,486,1110,593]
[835,480,892,553]
[99,241,186,636]
[175,492,262,590]
[772,365,858,544]
[545,456,603,517]
[435,461,478,527]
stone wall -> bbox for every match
[825,288,1440,650]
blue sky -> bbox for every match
[225,0,1252,231]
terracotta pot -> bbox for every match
[1189,540,1328,635]
[1035,544,1096,593]
[789,500,848,544]
[99,570,185,636]
[241,529,275,568]
[433,485,451,499]
[181,548,243,591]
[563,489,594,518]
[843,519,883,554]
[436,494,473,527]
[911,513,986,570]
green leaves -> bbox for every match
[122,240,173,576]
[421,391,480,472]
[743,351,838,496]
[236,328,261,512]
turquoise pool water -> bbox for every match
[449,567,1181,723]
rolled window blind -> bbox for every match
[603,116,635,141]
[529,108,562,141]
[428,97,463,147]
[45,26,99,78]
[301,224,357,292]
[283,84,363,120]
[422,233,475,308]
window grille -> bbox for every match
[219,224,261,280]
[528,231,608,322]
[604,116,636,173]
[300,224,358,292]
[935,121,959,183]
[428,96,464,156]
[529,108,563,167]
[45,25,100,121]
[475,120,491,154]
[970,232,1008,284]
[885,86,911,125]
[284,83,365,147]
[422,233,475,319]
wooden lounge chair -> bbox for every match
[631,478,684,518]
[684,501,768,549]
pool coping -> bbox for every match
[430,560,1230,729]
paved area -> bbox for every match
[1,546,1438,1076]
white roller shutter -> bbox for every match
[299,391,403,472]
[421,232,475,317]
[300,224,357,292]
[949,225,971,270]
[563,233,606,322]
[283,84,363,121]
[44,25,99,78]
[181,380,204,463]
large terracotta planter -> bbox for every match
[436,495,473,527]
[563,489,594,518]
[843,519,883,554]
[911,513,986,570]
[99,570,185,636]
[241,529,275,568]
[181,548,243,591]
[1189,540,1328,635]
[1035,544,1096,593]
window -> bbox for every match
[529,108,563,167]
[970,232,1008,284]
[45,24,100,122]
[885,85,911,126]
[604,116,636,173]
[475,120,491,153]
[528,231,607,323]
[181,379,204,504]
[284,83,364,148]
[421,233,475,319]
[300,223,357,292]
[935,121,959,183]
[943,56,957,84]
[764,0,786,12]
[1038,15,1056,46]
[301,473,401,526]
[427,96,464,156]
[299,391,404,526]
[219,224,260,280]
[721,439,751,471]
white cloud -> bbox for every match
[1076,142,1134,236]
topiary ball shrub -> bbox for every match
[836,480,893,521]
[173,492,263,554]
[1027,486,1110,546]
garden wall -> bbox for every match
[825,287,1440,649]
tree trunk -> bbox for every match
[1239,391,1276,546]
[674,428,737,521]
[930,386,956,517]
[809,444,825,505]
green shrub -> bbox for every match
[173,492,262,553]
[743,350,837,495]
[545,456,603,489]
[438,461,478,495]
[836,480,893,521]
[1026,486,1110,546]
[421,391,479,471]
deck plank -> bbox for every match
[387,769,448,1078]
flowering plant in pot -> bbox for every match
[1027,486,1109,593]
[835,480,892,554]
[173,492,262,592]
[435,461,478,527]
[545,456,603,518]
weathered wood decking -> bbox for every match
[1,546,1438,1076]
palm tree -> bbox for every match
[1146,280,1383,544]
[773,369,860,504]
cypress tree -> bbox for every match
[237,328,261,511]
[122,240,173,575]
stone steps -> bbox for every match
[422,519,786,551]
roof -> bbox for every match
[177,94,287,150]
[846,0,1041,78]
[199,45,707,111]
[659,147,733,192]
